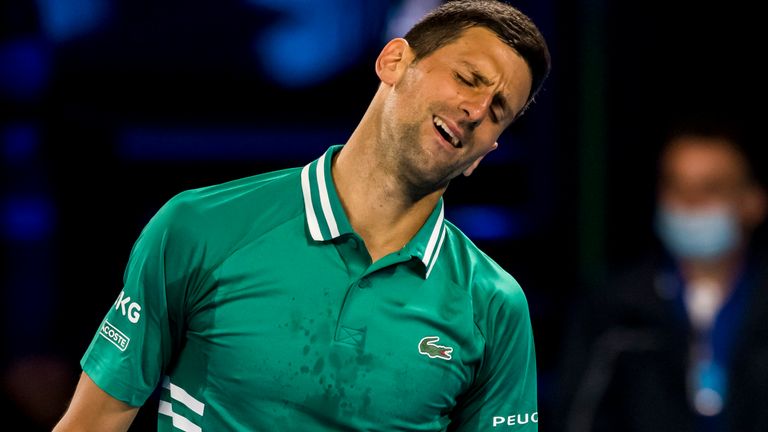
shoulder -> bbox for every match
[163,166,302,217]
[441,221,529,323]
[597,254,664,316]
[133,166,305,265]
[153,166,304,233]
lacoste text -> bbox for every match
[100,320,130,351]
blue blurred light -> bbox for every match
[447,205,526,240]
[119,127,349,161]
[2,196,55,242]
[485,134,526,163]
[35,0,111,42]
[2,124,39,162]
[384,0,441,40]
[249,0,366,87]
[0,39,51,101]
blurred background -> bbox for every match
[1,0,766,430]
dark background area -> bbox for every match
[1,0,765,430]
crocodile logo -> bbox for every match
[418,336,453,360]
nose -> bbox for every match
[459,92,493,128]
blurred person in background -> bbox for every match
[557,122,768,432]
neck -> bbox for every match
[332,99,444,262]
[679,246,746,293]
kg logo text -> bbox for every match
[114,290,142,323]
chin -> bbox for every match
[402,159,457,195]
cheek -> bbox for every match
[467,138,499,161]
[474,125,502,146]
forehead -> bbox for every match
[662,136,749,181]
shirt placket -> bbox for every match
[331,236,413,350]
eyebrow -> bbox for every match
[461,61,494,86]
[459,61,513,120]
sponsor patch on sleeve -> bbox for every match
[100,320,131,351]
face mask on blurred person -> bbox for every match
[655,205,741,260]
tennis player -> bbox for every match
[54,1,550,430]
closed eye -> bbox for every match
[455,73,475,87]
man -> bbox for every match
[54,1,550,430]
[557,124,768,432]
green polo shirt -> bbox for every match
[81,145,538,431]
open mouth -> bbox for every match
[433,116,462,148]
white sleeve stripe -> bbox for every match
[161,377,205,416]
[301,163,324,240]
[315,152,339,238]
[158,400,202,432]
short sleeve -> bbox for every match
[80,193,201,407]
[449,283,538,431]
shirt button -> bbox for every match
[358,278,371,288]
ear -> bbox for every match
[376,38,411,86]
[463,142,499,177]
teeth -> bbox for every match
[433,116,460,147]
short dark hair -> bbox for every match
[403,0,551,115]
